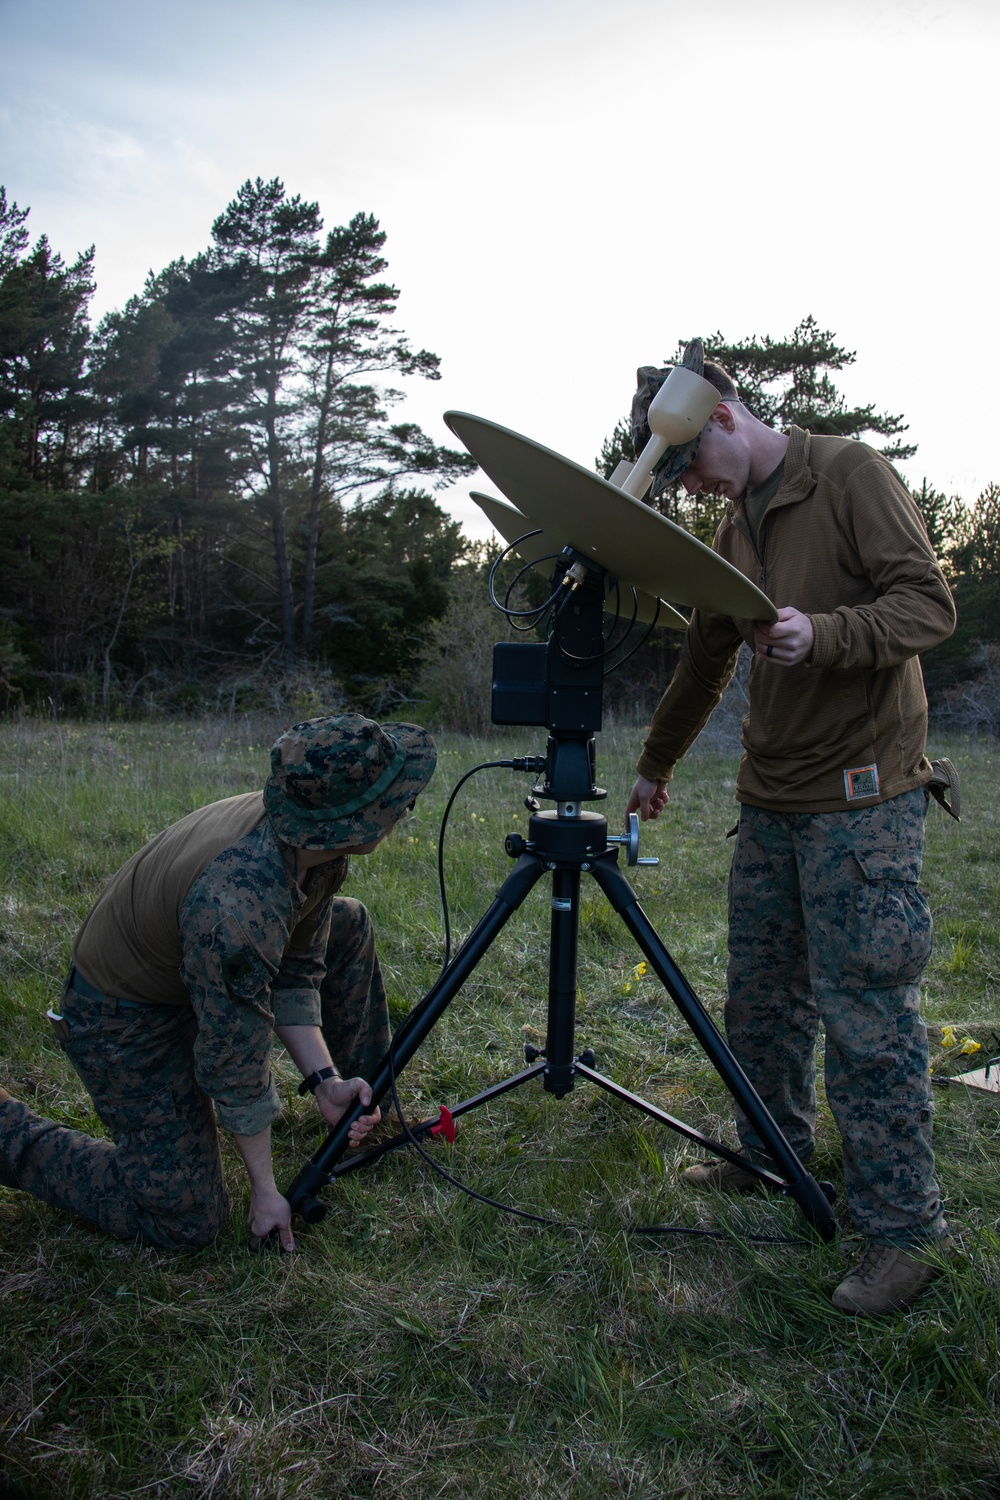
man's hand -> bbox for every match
[274,1026,380,1144]
[233,1124,295,1251]
[626,774,669,822]
[314,1075,381,1144]
[248,1184,295,1252]
[754,606,814,666]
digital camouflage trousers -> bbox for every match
[0,897,389,1249]
[726,788,946,1245]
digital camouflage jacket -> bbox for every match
[72,792,349,1134]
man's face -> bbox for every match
[678,406,752,503]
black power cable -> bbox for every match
[487,531,666,673]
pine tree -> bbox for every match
[300,213,471,646]
[208,177,323,652]
[704,316,915,461]
[0,219,95,488]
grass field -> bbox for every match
[1,714,998,1499]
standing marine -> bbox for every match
[625,346,957,1315]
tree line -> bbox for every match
[1,179,997,728]
[0,179,474,714]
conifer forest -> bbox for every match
[1,178,997,730]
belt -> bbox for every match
[67,966,149,1010]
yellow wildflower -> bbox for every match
[959,1038,982,1055]
[940,1025,958,1048]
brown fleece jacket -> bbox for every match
[636,426,956,812]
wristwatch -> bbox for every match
[298,1066,338,1096]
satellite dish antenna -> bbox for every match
[445,412,777,622]
[282,403,835,1250]
[472,491,688,631]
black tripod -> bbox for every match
[284,556,837,1243]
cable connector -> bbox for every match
[501,756,547,772]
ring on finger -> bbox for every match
[766,644,774,658]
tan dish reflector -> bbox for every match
[445,411,777,623]
[472,491,688,631]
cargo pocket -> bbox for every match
[96,1085,180,1143]
[854,847,932,987]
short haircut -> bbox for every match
[702,360,740,403]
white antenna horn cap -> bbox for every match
[647,365,721,444]
[620,366,722,499]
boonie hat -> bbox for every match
[264,713,437,850]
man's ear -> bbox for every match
[711,402,738,434]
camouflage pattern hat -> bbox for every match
[264,714,437,850]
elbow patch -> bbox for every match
[207,914,277,1019]
[220,949,267,997]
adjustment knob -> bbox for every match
[607,811,659,867]
[505,833,528,858]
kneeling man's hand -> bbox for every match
[314,1076,382,1144]
[249,1185,295,1252]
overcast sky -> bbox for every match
[1,0,997,539]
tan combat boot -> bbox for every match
[832,1239,952,1315]
[679,1158,764,1193]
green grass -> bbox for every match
[1,715,998,1499]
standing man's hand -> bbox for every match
[314,1075,381,1144]
[626,775,669,821]
[754,606,814,666]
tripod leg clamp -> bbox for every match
[429,1106,456,1143]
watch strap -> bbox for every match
[298,1065,338,1096]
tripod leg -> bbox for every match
[284,852,547,1220]
[589,853,836,1241]
[544,867,580,1097]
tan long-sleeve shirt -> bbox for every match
[637,427,956,811]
